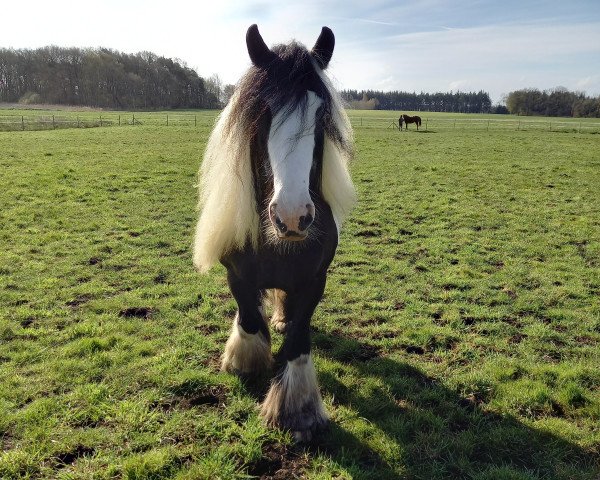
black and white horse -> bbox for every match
[193,25,356,441]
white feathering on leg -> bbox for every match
[260,353,328,441]
[221,316,273,374]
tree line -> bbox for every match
[0,46,223,109]
[505,88,600,117]
[341,90,494,113]
[3,46,599,117]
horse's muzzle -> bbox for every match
[269,203,314,240]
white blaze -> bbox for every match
[267,91,323,229]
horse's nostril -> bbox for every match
[274,216,287,233]
[298,213,313,232]
[269,204,287,233]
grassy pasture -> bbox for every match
[0,109,599,479]
[0,109,216,131]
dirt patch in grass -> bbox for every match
[159,385,228,411]
[194,323,220,335]
[246,443,309,480]
[1,433,15,450]
[353,343,381,361]
[403,344,425,355]
[394,301,406,310]
[336,260,369,267]
[458,393,485,411]
[574,335,596,346]
[502,316,523,328]
[371,330,397,340]
[502,287,518,299]
[215,292,232,302]
[20,317,35,328]
[509,333,527,344]
[66,294,93,308]
[55,445,95,467]
[153,272,168,284]
[355,229,380,238]
[119,306,155,319]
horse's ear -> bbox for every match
[311,26,335,69]
[246,24,276,67]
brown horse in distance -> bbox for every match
[399,114,421,130]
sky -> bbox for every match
[2,0,600,103]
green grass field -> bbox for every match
[1,109,599,479]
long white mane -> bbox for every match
[193,70,356,273]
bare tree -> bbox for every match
[0,46,220,110]
[205,74,224,107]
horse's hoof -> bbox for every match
[260,354,328,441]
[293,429,313,443]
[261,394,329,443]
[291,418,328,443]
[271,318,290,333]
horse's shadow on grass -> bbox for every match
[287,328,598,480]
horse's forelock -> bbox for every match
[220,36,354,220]
[226,41,342,148]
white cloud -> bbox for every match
[333,21,600,101]
[575,75,600,94]
[448,80,471,92]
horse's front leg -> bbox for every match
[221,271,273,375]
[260,274,328,442]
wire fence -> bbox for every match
[0,112,202,131]
[349,116,600,133]
[1,111,599,134]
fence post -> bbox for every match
[579,122,581,134]
[194,115,197,127]
[22,115,24,131]
[77,116,80,128]
[166,114,169,126]
[52,115,55,129]
[133,113,135,125]
[454,119,456,129]
[118,115,121,126]
[518,119,520,131]
[100,115,103,127]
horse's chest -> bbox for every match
[222,235,337,292]
[259,247,331,286]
